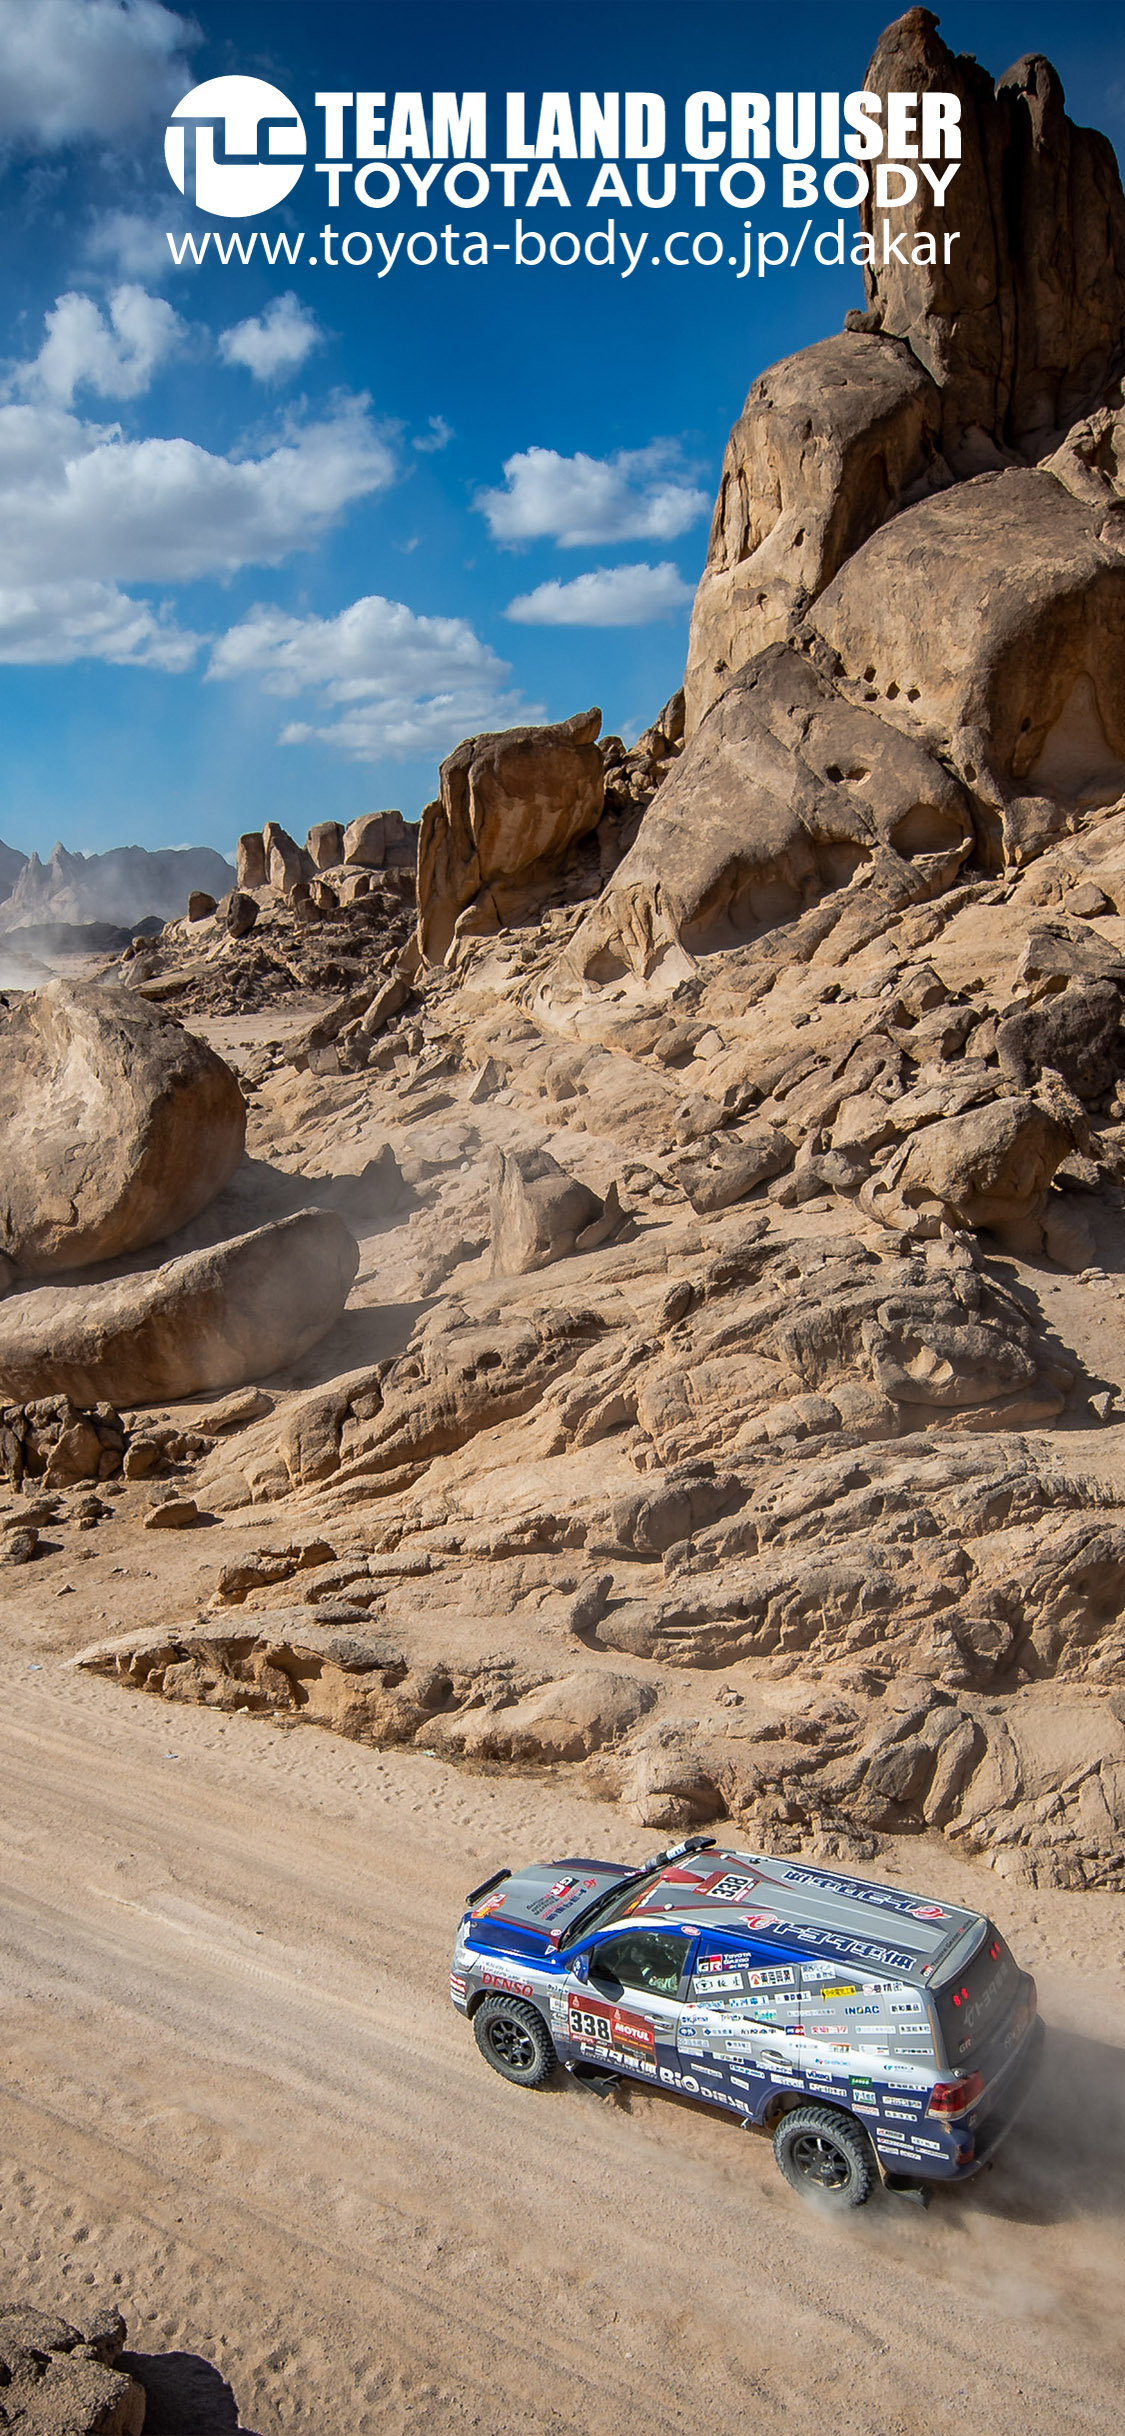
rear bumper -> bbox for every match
[961,2013,1046,2175]
[905,2014,1046,2184]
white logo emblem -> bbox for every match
[165,75,305,218]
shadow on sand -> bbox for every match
[121,2348,262,2435]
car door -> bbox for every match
[563,1926,694,2087]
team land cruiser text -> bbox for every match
[450,1837,1044,2206]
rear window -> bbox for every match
[936,1926,1020,2064]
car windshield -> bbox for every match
[935,1925,1021,2065]
[561,1871,660,1948]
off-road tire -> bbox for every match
[473,1995,556,2087]
[772,2105,877,2207]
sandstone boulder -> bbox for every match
[235,830,267,888]
[684,331,942,731]
[222,889,259,939]
[675,1126,794,1212]
[863,1094,1075,1234]
[263,820,310,893]
[488,1146,620,1275]
[996,981,1124,1099]
[0,1209,359,1406]
[0,981,246,1276]
[418,708,605,963]
[307,819,344,869]
[559,645,972,988]
[343,810,410,868]
[810,469,1125,866]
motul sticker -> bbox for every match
[568,1995,656,2052]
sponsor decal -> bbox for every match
[568,1996,656,2053]
[482,1971,534,1998]
[780,1866,953,1922]
[817,1985,858,2000]
[471,1892,508,1918]
[745,1965,795,1989]
[786,1926,916,1972]
[853,2099,880,2115]
[690,1972,743,1994]
[449,1972,467,2001]
[844,2002,882,2017]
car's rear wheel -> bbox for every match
[772,2106,876,2207]
[473,1995,556,2087]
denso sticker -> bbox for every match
[568,1996,655,2053]
[482,1971,534,1998]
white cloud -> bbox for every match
[16,284,183,404]
[85,208,183,284]
[0,0,199,147]
[0,393,394,668]
[0,393,395,586]
[209,593,540,760]
[0,579,200,669]
[413,414,453,454]
[476,442,709,548]
[505,560,694,626]
[219,293,324,385]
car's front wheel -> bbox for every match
[473,1995,556,2087]
[772,2105,876,2207]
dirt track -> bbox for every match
[1,1664,1122,2435]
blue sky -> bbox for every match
[0,0,1123,858]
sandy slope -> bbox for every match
[0,1664,1122,2436]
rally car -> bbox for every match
[450,1835,1043,2205]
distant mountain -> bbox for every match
[0,838,27,904]
[0,842,235,935]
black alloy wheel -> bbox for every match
[473,1995,556,2087]
[772,2105,877,2207]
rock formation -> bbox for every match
[0,982,246,1275]
[0,1210,360,1406]
[417,708,605,963]
[0,2301,144,2434]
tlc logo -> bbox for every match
[165,75,306,217]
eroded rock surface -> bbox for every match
[0,1211,359,1406]
[418,708,605,964]
[0,983,246,1275]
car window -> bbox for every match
[935,1926,1020,2065]
[589,1930,692,1997]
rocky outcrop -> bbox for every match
[0,1210,359,1406]
[558,645,973,987]
[858,9,1125,461]
[684,333,942,729]
[417,708,605,964]
[809,469,1125,867]
[681,8,1125,759]
[0,983,247,1275]
[0,2302,144,2435]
